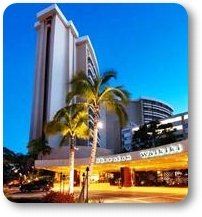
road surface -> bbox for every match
[4,186,188,203]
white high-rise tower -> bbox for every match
[30,4,106,148]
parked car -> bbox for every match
[7,180,21,188]
[19,179,52,192]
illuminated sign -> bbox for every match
[96,154,132,164]
[140,144,183,159]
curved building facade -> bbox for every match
[140,98,173,124]
[121,97,174,151]
[124,97,173,127]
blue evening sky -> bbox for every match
[3,3,188,154]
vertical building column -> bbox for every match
[133,169,135,186]
[120,167,133,187]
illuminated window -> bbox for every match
[173,125,183,130]
[160,116,182,124]
[184,114,188,120]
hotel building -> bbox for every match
[30,4,107,150]
[32,5,188,187]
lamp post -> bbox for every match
[60,172,62,193]
[82,172,85,201]
[62,174,66,194]
[85,167,89,203]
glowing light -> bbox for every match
[98,121,103,129]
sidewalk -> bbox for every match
[53,183,188,195]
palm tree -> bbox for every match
[67,70,130,178]
[44,104,89,194]
[132,121,178,150]
[147,121,160,147]
[27,137,51,160]
[157,123,177,146]
[132,125,151,150]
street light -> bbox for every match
[85,167,89,203]
[97,121,103,129]
[62,174,66,194]
[82,172,85,201]
[60,172,62,193]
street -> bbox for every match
[4,185,188,203]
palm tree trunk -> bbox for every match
[88,106,99,179]
[68,136,75,194]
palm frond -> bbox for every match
[72,111,89,130]
[59,136,68,147]
[74,123,89,140]
[114,103,128,127]
[54,107,69,122]
[44,121,70,136]
[98,86,130,105]
[113,86,131,103]
[101,70,117,85]
[70,104,88,120]
[44,101,90,145]
[70,71,88,85]
[70,72,95,99]
[66,91,76,104]
[95,71,117,98]
[102,100,128,127]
